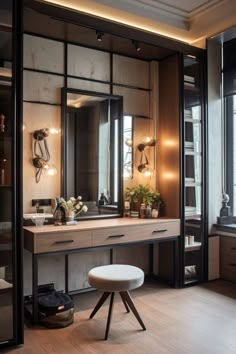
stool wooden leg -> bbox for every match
[120,291,146,331]
[105,292,115,340]
[119,291,130,313]
[89,292,110,319]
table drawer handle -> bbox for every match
[54,240,74,244]
[231,247,236,250]
[229,263,236,267]
[152,229,167,234]
[108,234,125,238]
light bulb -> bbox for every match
[49,128,61,134]
[46,164,57,176]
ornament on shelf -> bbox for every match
[0,114,5,133]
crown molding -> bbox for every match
[41,0,236,48]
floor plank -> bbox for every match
[2,280,236,354]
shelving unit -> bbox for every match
[182,55,206,286]
[0,0,23,348]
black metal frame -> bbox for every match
[225,96,234,211]
[61,87,124,219]
[180,53,208,287]
[0,0,24,349]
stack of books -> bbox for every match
[184,75,195,87]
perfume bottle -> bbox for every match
[53,197,66,225]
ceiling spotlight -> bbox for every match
[132,40,141,52]
[96,30,104,42]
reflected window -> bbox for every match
[123,115,133,180]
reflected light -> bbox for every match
[163,172,175,179]
[163,139,177,147]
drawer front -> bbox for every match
[92,221,180,247]
[220,254,236,282]
[220,236,236,256]
[35,231,92,253]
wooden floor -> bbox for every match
[3,280,236,354]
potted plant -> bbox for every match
[60,196,88,221]
[125,184,161,212]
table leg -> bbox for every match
[174,238,179,288]
[32,254,38,324]
[65,254,69,293]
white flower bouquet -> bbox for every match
[60,196,88,218]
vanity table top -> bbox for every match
[23,217,180,235]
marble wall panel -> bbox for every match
[24,34,64,74]
[23,71,64,104]
[113,54,150,89]
[67,77,110,94]
[113,86,150,117]
[23,103,61,213]
[68,44,110,82]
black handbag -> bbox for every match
[38,291,74,328]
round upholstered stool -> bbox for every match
[88,264,146,340]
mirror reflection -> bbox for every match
[62,88,123,219]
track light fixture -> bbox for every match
[132,40,141,52]
[96,30,104,42]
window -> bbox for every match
[226,95,236,214]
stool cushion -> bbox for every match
[88,264,144,292]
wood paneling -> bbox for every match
[159,54,180,218]
[208,235,220,280]
[92,221,180,247]
[13,280,236,354]
[220,236,236,282]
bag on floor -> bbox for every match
[38,291,74,328]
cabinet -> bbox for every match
[182,55,207,285]
[0,0,23,348]
[220,236,236,282]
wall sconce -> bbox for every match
[96,30,104,42]
[137,138,156,175]
[32,128,57,183]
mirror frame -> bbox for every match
[61,87,124,220]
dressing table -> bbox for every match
[24,217,180,323]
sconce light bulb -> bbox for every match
[23,122,27,132]
[144,170,152,177]
[49,128,60,135]
[125,138,133,147]
[46,164,57,176]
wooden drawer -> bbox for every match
[220,236,236,256]
[220,254,236,282]
[35,230,92,253]
[92,221,180,247]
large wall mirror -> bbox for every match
[62,88,123,219]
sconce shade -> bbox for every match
[32,128,51,183]
[137,138,156,175]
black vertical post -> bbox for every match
[32,255,39,324]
